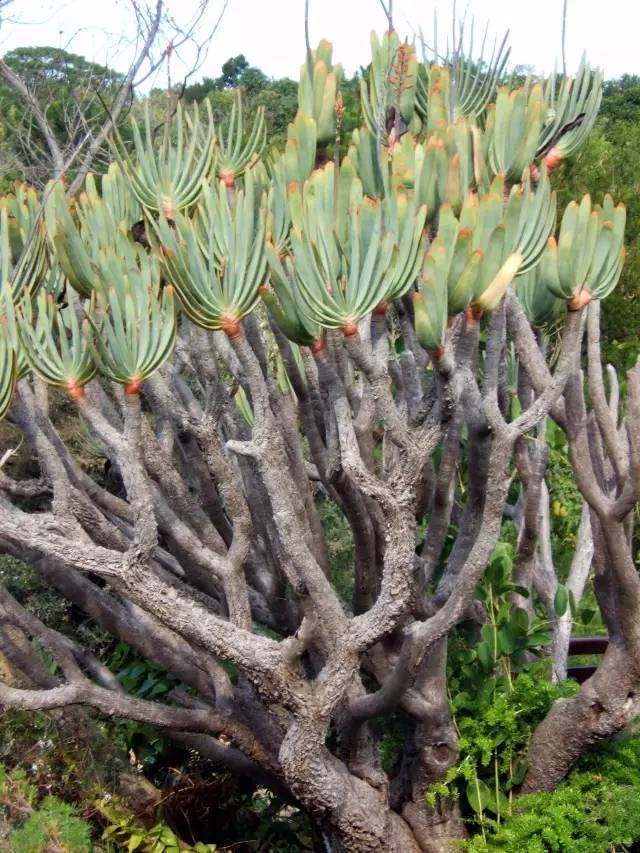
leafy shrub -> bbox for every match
[427,542,579,836]
[9,796,92,852]
[0,764,92,852]
[99,794,217,851]
[469,732,640,851]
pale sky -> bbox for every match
[0,0,639,87]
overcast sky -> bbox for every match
[1,0,639,87]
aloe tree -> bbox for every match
[0,20,637,853]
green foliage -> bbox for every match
[428,541,578,836]
[106,642,179,768]
[99,796,217,852]
[0,764,92,852]
[0,47,126,185]
[468,732,640,851]
[0,555,71,630]
[183,55,298,147]
[317,497,355,606]
[9,796,92,852]
[544,419,593,604]
[375,712,412,774]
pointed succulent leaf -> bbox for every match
[514,241,564,327]
[0,319,16,421]
[298,40,343,145]
[284,111,317,186]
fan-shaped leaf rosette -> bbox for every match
[214,90,266,188]
[47,169,138,299]
[287,165,401,335]
[157,172,266,336]
[483,85,544,182]
[86,239,177,394]
[538,58,603,170]
[112,100,216,220]
[543,194,626,309]
[416,19,510,124]
[18,289,96,400]
[474,169,556,312]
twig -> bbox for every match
[561,0,568,77]
[378,0,393,32]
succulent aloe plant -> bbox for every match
[112,100,216,219]
[283,163,410,334]
[298,40,343,146]
[543,194,626,309]
[46,168,139,299]
[474,169,556,311]
[86,237,176,394]
[537,58,602,170]
[18,288,95,399]
[415,169,555,320]
[214,90,266,188]
[0,29,637,853]
[157,172,266,336]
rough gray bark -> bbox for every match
[0,289,637,851]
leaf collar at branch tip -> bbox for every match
[221,314,241,339]
[125,376,143,396]
[65,378,86,400]
[567,290,593,312]
[311,335,325,354]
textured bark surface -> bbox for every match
[0,289,638,851]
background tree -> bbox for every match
[0,0,228,192]
[0,47,126,187]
